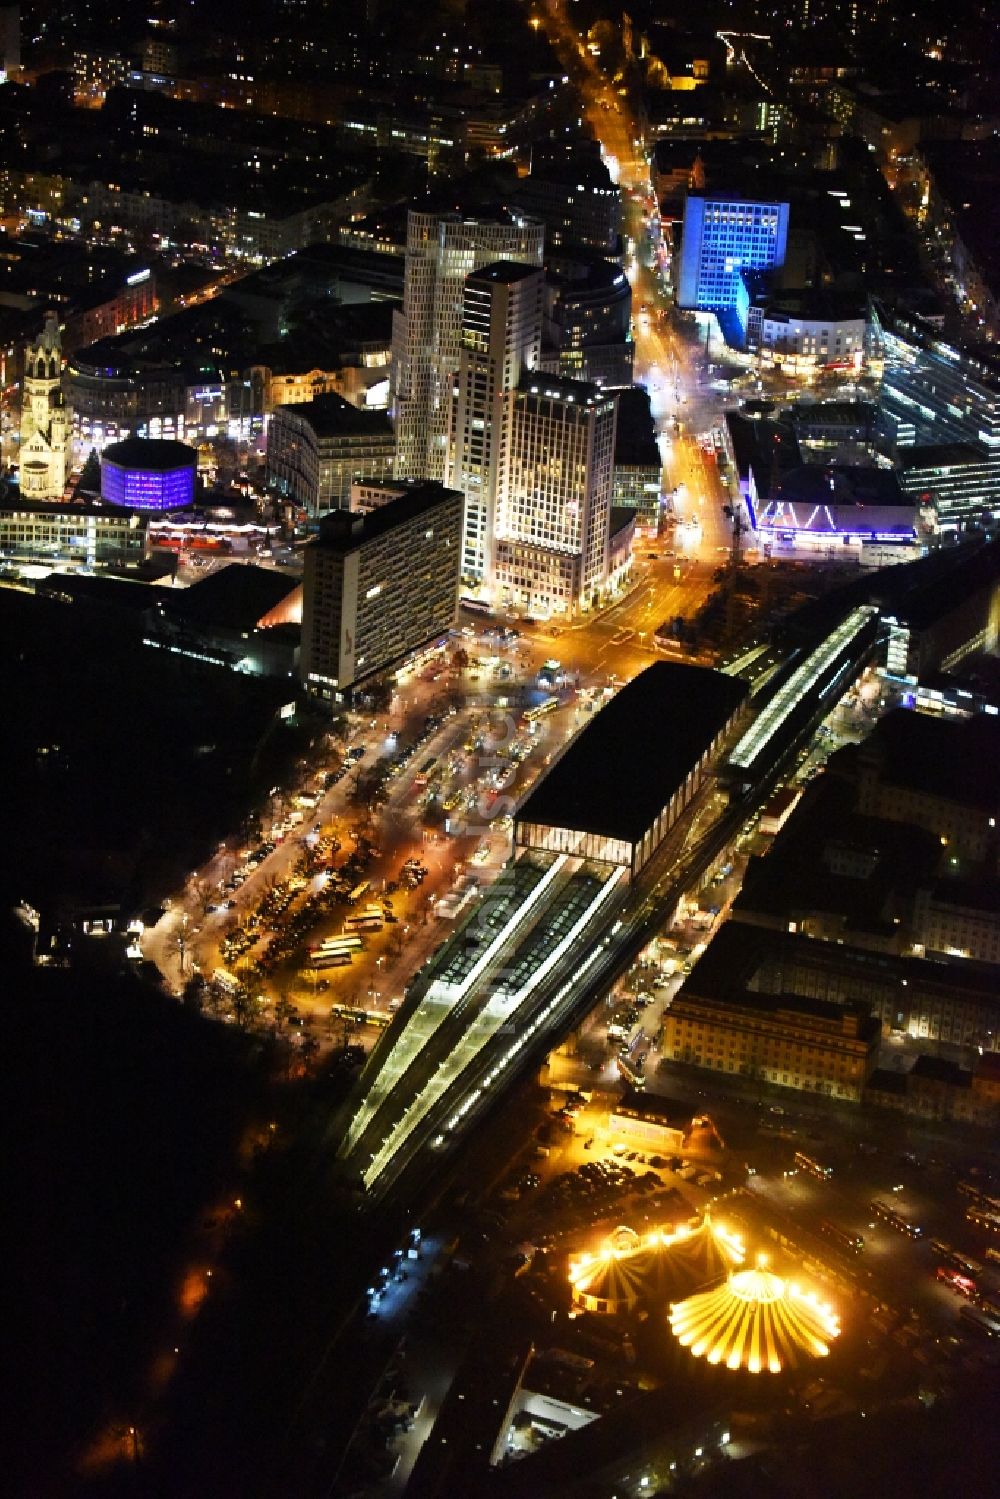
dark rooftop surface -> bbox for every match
[614,386,661,468]
[516,664,748,845]
[161,564,299,632]
[859,707,1000,809]
[274,392,393,440]
[896,441,987,471]
[732,772,942,933]
[313,481,462,553]
[771,464,906,510]
[101,437,197,471]
[468,260,543,285]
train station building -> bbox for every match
[513,663,749,880]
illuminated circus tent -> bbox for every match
[569,1215,745,1316]
[569,1225,648,1315]
[668,1256,840,1374]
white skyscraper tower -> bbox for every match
[391,209,544,483]
[494,373,617,618]
[19,311,70,500]
[447,262,543,582]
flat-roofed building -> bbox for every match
[514,663,748,880]
[300,480,462,700]
[266,393,395,518]
[665,944,880,1102]
[0,498,148,571]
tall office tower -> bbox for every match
[447,262,543,582]
[19,311,70,500]
[677,194,790,336]
[390,209,544,483]
[494,373,617,618]
[874,304,1000,531]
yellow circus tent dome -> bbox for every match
[668,1256,840,1374]
[645,1211,745,1296]
[569,1216,745,1315]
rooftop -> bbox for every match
[312,481,462,553]
[467,260,543,286]
[515,663,748,845]
[101,437,197,471]
[160,563,300,632]
[272,392,393,441]
[858,708,1000,810]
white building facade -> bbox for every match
[390,210,544,483]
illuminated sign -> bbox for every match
[126,268,151,286]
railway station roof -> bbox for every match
[515,663,748,846]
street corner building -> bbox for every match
[300,479,463,702]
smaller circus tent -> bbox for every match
[569,1215,745,1315]
[668,1258,840,1374]
[569,1226,647,1314]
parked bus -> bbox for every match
[967,1205,1000,1235]
[794,1151,833,1181]
[935,1264,977,1298]
[960,1304,1000,1340]
[819,1220,864,1255]
[345,914,383,932]
[346,881,370,905]
[930,1240,984,1278]
[870,1199,923,1238]
[523,696,559,725]
[315,935,364,954]
[307,951,353,969]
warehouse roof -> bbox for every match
[515,663,748,845]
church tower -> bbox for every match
[19,310,70,500]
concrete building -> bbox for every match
[446,262,543,582]
[0,498,148,571]
[300,481,462,700]
[665,943,880,1102]
[852,709,1000,867]
[514,663,748,880]
[543,251,633,389]
[612,387,662,530]
[494,373,616,617]
[19,312,70,500]
[390,209,545,483]
[147,563,301,677]
[266,394,395,518]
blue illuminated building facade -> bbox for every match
[100,436,197,511]
[678,195,790,339]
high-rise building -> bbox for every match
[493,373,617,617]
[677,194,790,322]
[446,261,543,582]
[19,312,70,501]
[390,209,544,483]
[300,481,463,701]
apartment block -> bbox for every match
[300,481,462,698]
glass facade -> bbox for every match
[101,460,196,511]
[677,196,790,321]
